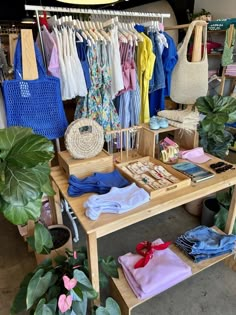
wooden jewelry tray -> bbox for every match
[115,156,191,199]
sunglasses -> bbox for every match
[210,162,234,173]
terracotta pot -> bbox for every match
[184,198,204,216]
[184,194,216,217]
[35,224,73,265]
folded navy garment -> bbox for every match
[67,169,130,197]
[175,226,236,263]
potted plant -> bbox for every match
[194,95,236,159]
[184,95,236,217]
[214,187,236,233]
[10,247,121,315]
[0,126,57,250]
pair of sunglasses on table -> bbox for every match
[210,161,235,173]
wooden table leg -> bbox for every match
[224,185,236,271]
[87,232,100,302]
[48,180,63,225]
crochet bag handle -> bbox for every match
[14,36,46,80]
[179,20,208,61]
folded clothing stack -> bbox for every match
[176,225,236,263]
[67,169,130,197]
[118,238,192,299]
[157,109,199,131]
[85,183,150,220]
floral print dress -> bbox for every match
[74,42,120,133]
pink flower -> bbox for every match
[63,275,77,290]
[73,251,77,259]
[58,294,72,313]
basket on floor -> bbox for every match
[65,118,104,159]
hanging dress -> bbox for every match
[98,42,120,132]
[75,41,120,132]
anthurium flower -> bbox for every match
[58,294,72,313]
[63,275,77,290]
[73,251,77,259]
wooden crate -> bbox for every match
[115,156,191,199]
[58,150,114,178]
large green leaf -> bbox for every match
[46,298,58,313]
[7,134,54,168]
[217,96,236,121]
[195,96,215,114]
[3,198,42,225]
[0,127,33,152]
[34,298,54,315]
[41,178,55,196]
[10,273,34,314]
[2,167,42,206]
[71,297,88,315]
[95,307,110,315]
[26,269,53,309]
[34,223,53,254]
[100,256,118,279]
[73,270,98,300]
[104,298,121,315]
[0,161,6,192]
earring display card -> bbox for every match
[115,156,191,199]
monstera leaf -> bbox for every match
[0,127,54,225]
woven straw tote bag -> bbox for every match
[170,20,208,105]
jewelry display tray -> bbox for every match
[115,156,191,199]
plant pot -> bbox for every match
[201,198,220,227]
[184,194,216,217]
[35,224,73,265]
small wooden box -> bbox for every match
[115,156,191,199]
[58,150,114,178]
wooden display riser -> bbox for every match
[139,124,199,159]
[110,238,233,315]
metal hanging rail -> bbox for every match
[25,5,171,19]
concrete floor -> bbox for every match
[1,205,236,315]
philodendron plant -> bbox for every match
[195,95,236,158]
[0,126,55,252]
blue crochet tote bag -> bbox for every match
[2,37,68,140]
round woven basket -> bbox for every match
[65,118,104,159]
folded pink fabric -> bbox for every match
[179,147,211,164]
[118,239,192,299]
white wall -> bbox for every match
[194,0,236,19]
[128,1,178,43]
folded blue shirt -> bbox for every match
[68,169,130,197]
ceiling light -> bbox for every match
[21,12,35,24]
[55,0,119,5]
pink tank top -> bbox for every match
[117,41,136,95]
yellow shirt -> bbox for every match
[137,33,155,123]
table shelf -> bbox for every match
[110,237,233,315]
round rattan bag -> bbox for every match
[65,118,104,159]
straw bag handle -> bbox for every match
[179,20,208,61]
[14,37,46,80]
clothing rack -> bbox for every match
[25,4,170,152]
[25,5,170,19]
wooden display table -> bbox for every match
[49,156,236,310]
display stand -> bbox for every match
[49,145,236,308]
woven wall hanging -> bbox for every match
[65,118,104,159]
